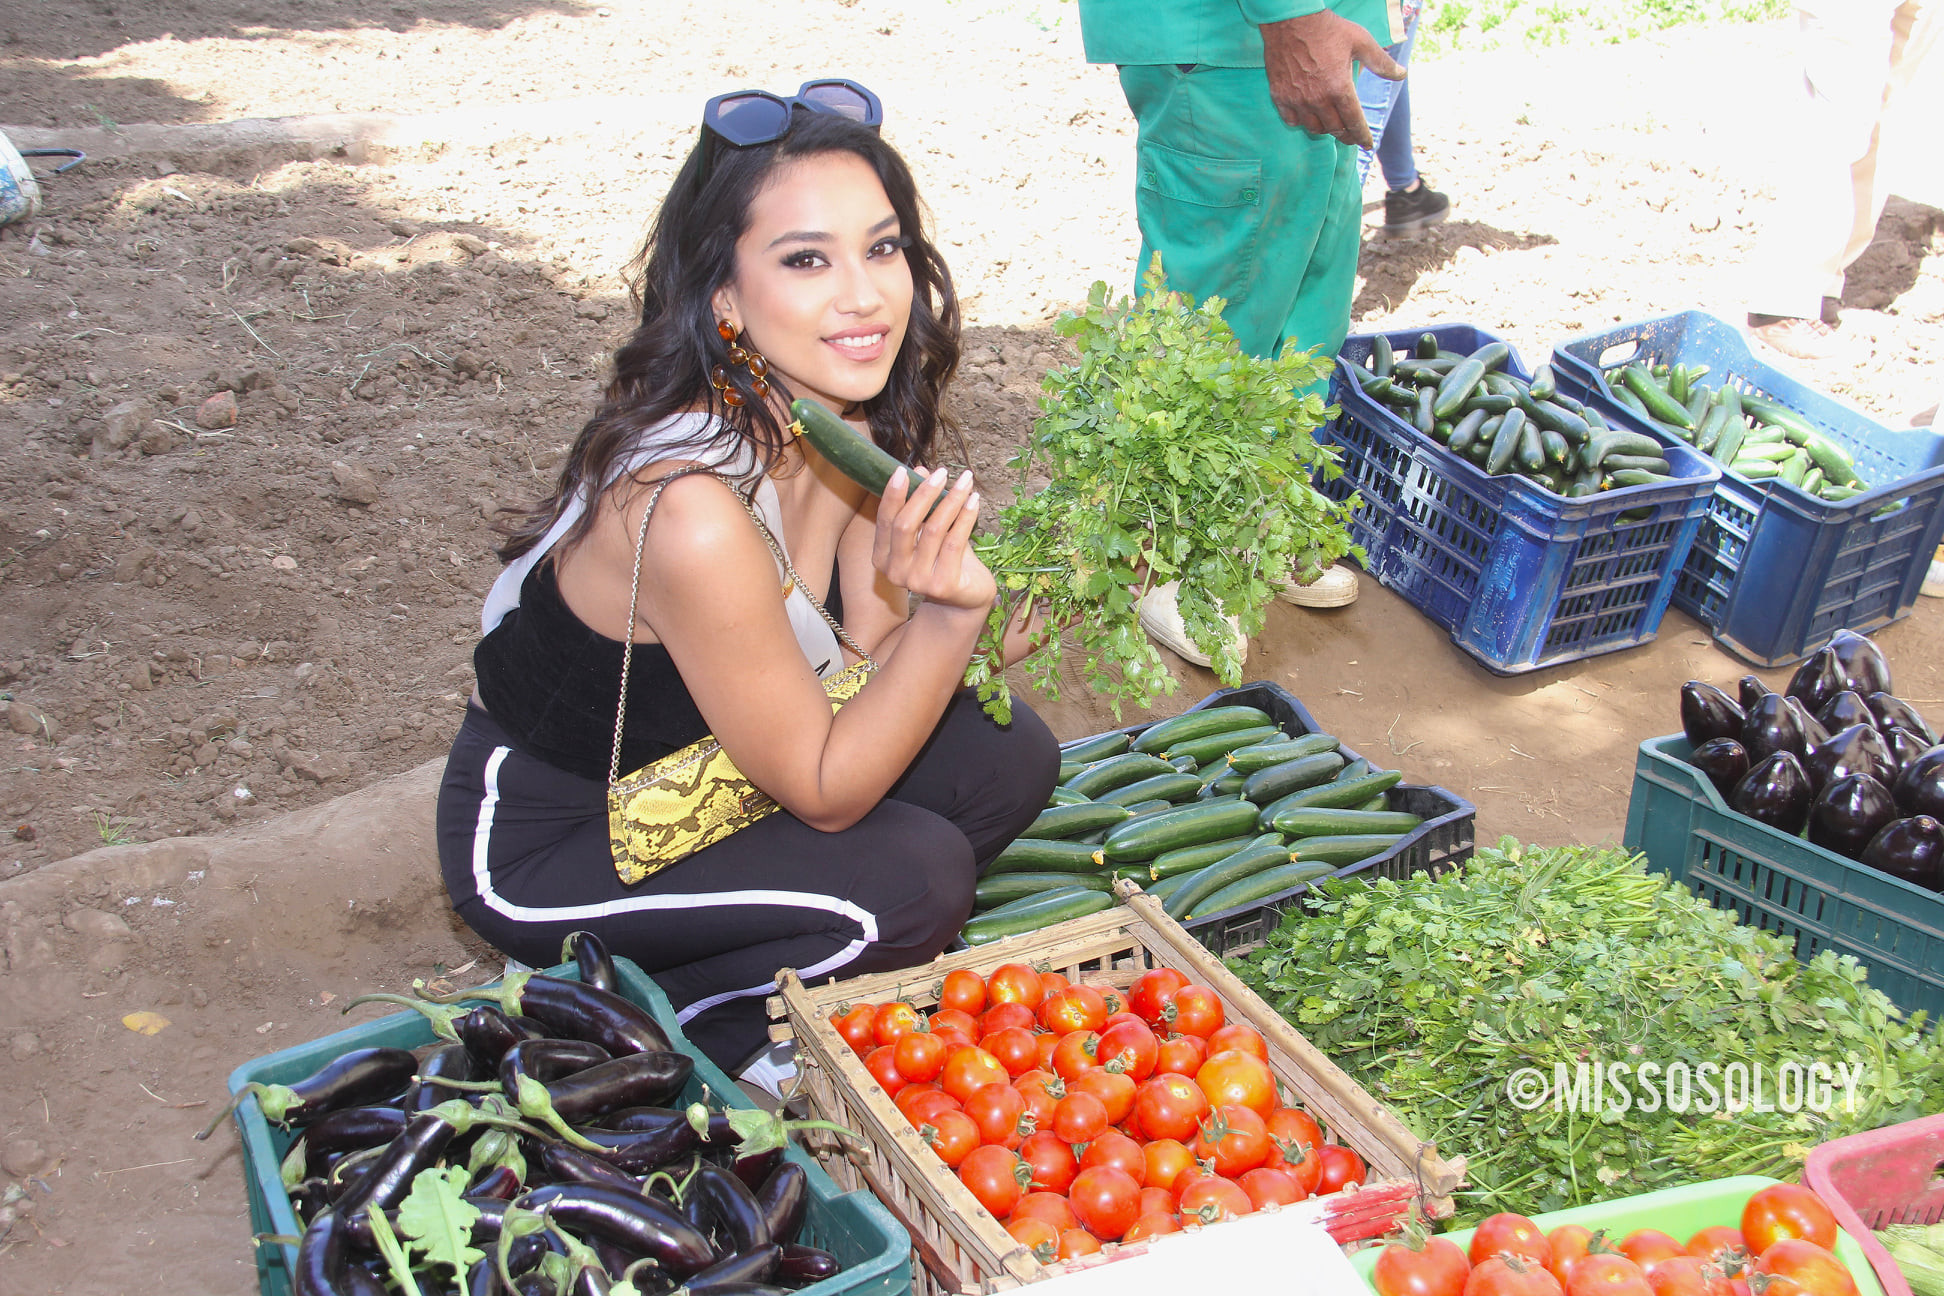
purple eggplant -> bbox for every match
[1893,746,1944,819]
[1806,723,1899,793]
[1786,648,1847,717]
[1787,696,1832,750]
[1886,727,1935,773]
[1867,692,1936,746]
[1861,816,1944,891]
[200,1046,417,1139]
[1818,690,1875,734]
[1731,751,1814,835]
[1742,693,1809,764]
[514,1184,715,1277]
[1826,628,1893,697]
[1738,675,1774,711]
[1690,737,1751,801]
[1808,773,1899,860]
[1681,682,1745,748]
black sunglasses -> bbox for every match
[697,79,883,179]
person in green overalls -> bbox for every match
[1078,0,1404,667]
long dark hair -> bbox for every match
[497,110,963,562]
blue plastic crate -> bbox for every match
[1322,324,1720,674]
[1622,733,1944,1022]
[230,960,911,1296]
[1551,310,1944,667]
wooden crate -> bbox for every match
[766,885,1467,1296]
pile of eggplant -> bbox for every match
[1679,629,1944,891]
[212,934,846,1296]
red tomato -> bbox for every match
[1051,1030,1104,1081]
[1006,1216,1059,1261]
[1547,1226,1598,1286]
[1471,1213,1553,1268]
[1129,967,1191,1024]
[1197,1049,1279,1119]
[1097,1018,1159,1082]
[921,1109,980,1168]
[987,963,1045,1010]
[897,1083,959,1128]
[1742,1186,1839,1255]
[1014,1070,1064,1127]
[1038,972,1072,996]
[1068,1166,1142,1242]
[1138,1185,1177,1217]
[1050,1090,1110,1144]
[1266,1106,1324,1153]
[1166,984,1225,1038]
[1030,1033,1059,1072]
[1142,1138,1197,1195]
[940,1047,1011,1103]
[831,1003,876,1055]
[964,1082,1029,1149]
[1265,1134,1323,1197]
[1751,1240,1857,1296]
[1239,1164,1306,1210]
[864,1044,907,1097]
[1069,1067,1137,1127]
[1133,1073,1210,1143]
[1686,1228,1750,1270]
[929,1007,981,1040]
[1017,1130,1079,1194]
[1619,1232,1688,1277]
[1010,1190,1080,1233]
[939,969,987,1017]
[1206,1023,1269,1061]
[1154,1033,1208,1077]
[1316,1142,1365,1194]
[1040,985,1109,1035]
[1080,1130,1148,1186]
[931,1029,978,1056]
[1058,1229,1103,1261]
[1373,1235,1473,1296]
[872,1001,922,1048]
[1565,1253,1653,1296]
[959,1144,1027,1219]
[1647,1256,1739,1296]
[1192,1103,1273,1178]
[1177,1173,1254,1224]
[1125,1211,1182,1241]
[893,1029,948,1084]
[1467,1255,1566,1296]
[982,1026,1041,1078]
[1084,982,1126,1016]
[977,1002,1035,1037]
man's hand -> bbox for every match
[1260,10,1405,149]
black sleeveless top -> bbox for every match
[473,556,843,782]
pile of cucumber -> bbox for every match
[1595,362,1868,503]
[962,704,1427,945]
[1342,334,1678,498]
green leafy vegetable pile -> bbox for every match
[964,259,1360,723]
[1226,838,1944,1224]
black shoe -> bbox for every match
[1382,179,1450,235]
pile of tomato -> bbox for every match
[1371,1184,1861,1296]
[827,961,1370,1263]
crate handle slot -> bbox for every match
[1612,503,1664,528]
[1596,341,1644,369]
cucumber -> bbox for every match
[1199,773,1246,798]
[1141,871,1197,903]
[974,884,1091,921]
[1267,807,1424,837]
[1447,409,1490,455]
[1287,833,1406,867]
[1057,760,1084,782]
[1122,798,1177,817]
[1186,861,1336,920]
[1602,454,1673,474]
[1226,732,1340,774]
[1607,468,1674,489]
[1528,363,1556,402]
[1095,772,1203,807]
[1355,793,1392,812]
[1486,408,1525,475]
[1516,414,1546,473]
[1370,333,1395,378]
[1058,731,1131,762]
[1584,429,1664,467]
[1711,420,1747,468]
[1098,796,1265,864]
[988,838,1110,875]
[1463,393,1518,417]
[1162,723,1284,766]
[974,870,1114,909]
[1131,706,1276,755]
[1738,393,1819,442]
[1415,332,1441,361]
[1256,770,1404,827]
[1431,342,1509,420]
[1163,837,1298,921]
[1413,386,1437,437]
[1620,365,1692,429]
[1239,751,1347,805]
[1025,802,1134,841]
[1148,833,1269,880]
[962,889,1114,944]
[1062,751,1178,799]
[1047,787,1092,808]
[1167,754,1199,773]
[792,397,910,493]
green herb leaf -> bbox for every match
[396,1165,484,1280]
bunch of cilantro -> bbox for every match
[963,259,1361,724]
[1227,839,1944,1225]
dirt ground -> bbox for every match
[1,2,1941,1292]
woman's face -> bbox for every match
[713,151,914,416]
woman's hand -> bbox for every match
[875,466,996,614]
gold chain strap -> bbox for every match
[608,468,874,784]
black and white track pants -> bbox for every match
[435,692,1059,1073]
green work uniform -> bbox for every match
[1079,0,1395,370]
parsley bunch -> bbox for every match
[964,259,1360,723]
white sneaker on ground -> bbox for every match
[1923,547,1944,599]
[1137,581,1245,670]
[1276,563,1359,608]
[737,1041,798,1103]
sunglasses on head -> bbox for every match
[698,78,882,177]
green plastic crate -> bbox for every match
[1622,733,1944,1021]
[230,959,910,1296]
[1348,1176,1885,1296]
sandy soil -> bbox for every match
[1,1,1941,1291]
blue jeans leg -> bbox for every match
[1356,17,1418,188]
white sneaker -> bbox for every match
[1923,547,1944,599]
[737,1041,798,1102]
[1276,563,1359,608]
[1137,581,1246,670]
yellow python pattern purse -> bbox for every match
[605,467,877,885]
